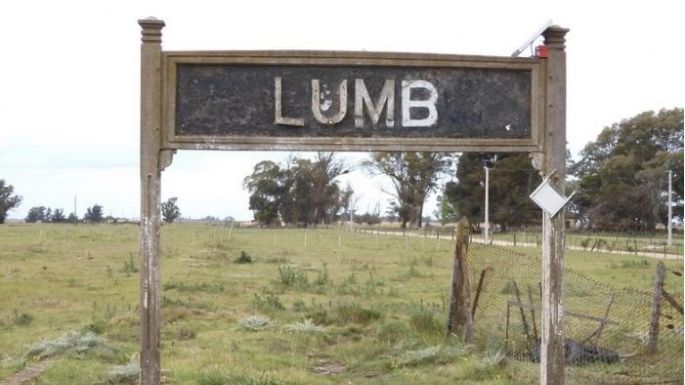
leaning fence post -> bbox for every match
[472,267,492,320]
[648,261,665,354]
[447,218,473,342]
[513,280,533,348]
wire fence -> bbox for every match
[356,225,683,256]
[467,242,684,385]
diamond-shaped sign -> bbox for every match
[529,170,575,217]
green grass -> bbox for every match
[0,223,682,384]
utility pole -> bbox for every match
[668,169,672,246]
[484,165,490,243]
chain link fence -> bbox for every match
[467,242,683,384]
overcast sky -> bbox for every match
[1,0,682,221]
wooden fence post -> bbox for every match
[447,218,473,342]
[648,261,665,354]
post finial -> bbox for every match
[543,25,569,51]
[138,17,165,43]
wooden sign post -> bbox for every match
[540,26,569,385]
[138,18,568,385]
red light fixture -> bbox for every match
[536,44,549,58]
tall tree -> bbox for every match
[0,179,22,224]
[67,212,79,223]
[300,152,347,225]
[434,193,459,225]
[337,183,355,223]
[51,209,66,223]
[571,108,683,231]
[84,204,104,223]
[364,152,452,228]
[26,206,48,223]
[243,160,286,226]
[161,197,181,223]
[440,153,540,231]
[279,153,348,226]
[244,154,350,227]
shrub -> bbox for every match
[404,265,419,278]
[305,309,331,325]
[85,318,108,334]
[480,349,506,368]
[304,302,381,326]
[106,358,140,384]
[394,345,466,367]
[197,371,230,385]
[620,259,650,269]
[292,299,307,313]
[13,310,33,326]
[458,350,507,380]
[591,238,607,252]
[25,331,115,360]
[336,273,360,295]
[378,321,411,344]
[163,281,225,293]
[264,256,290,264]
[252,292,285,311]
[162,296,215,311]
[283,319,322,333]
[198,372,290,385]
[239,315,271,331]
[409,309,443,336]
[334,303,381,325]
[580,238,591,250]
[276,265,309,289]
[313,263,331,287]
[234,251,253,264]
[178,328,197,340]
[121,253,138,275]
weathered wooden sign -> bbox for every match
[162,52,543,152]
[140,18,568,385]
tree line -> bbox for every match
[2,108,682,232]
[0,195,182,224]
[244,108,683,232]
[442,108,683,232]
[24,204,105,223]
[22,198,183,224]
[569,108,683,231]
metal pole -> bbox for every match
[484,166,490,243]
[668,169,672,247]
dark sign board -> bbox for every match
[140,21,570,385]
[162,52,543,152]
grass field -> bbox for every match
[0,223,682,384]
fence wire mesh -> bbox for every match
[467,242,684,385]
